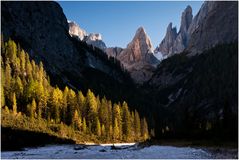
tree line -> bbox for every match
[1,38,149,142]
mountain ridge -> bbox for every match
[155,1,238,57]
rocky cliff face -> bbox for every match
[155,5,192,57]
[155,1,238,57]
[154,23,177,56]
[105,47,123,58]
[106,27,159,84]
[173,5,192,54]
[186,1,238,55]
[68,20,87,40]
[83,33,107,50]
[68,21,106,50]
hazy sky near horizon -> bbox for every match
[58,1,203,48]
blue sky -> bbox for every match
[58,1,203,48]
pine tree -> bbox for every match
[122,101,131,141]
[72,110,81,130]
[141,118,149,140]
[107,100,113,137]
[1,67,5,108]
[62,86,69,123]
[101,124,105,137]
[78,91,85,117]
[12,92,17,115]
[37,84,47,119]
[1,84,5,108]
[98,96,109,132]
[134,110,141,140]
[86,89,97,133]
[4,60,11,102]
[28,98,36,119]
[113,118,120,141]
[42,88,49,119]
[51,87,63,123]
[109,124,113,140]
[38,62,44,84]
[19,50,26,74]
[131,111,135,137]
[67,89,77,125]
[82,117,87,133]
[96,118,101,136]
[25,80,38,102]
[113,104,122,140]
[26,58,33,80]
[6,39,17,65]
[31,60,36,79]
[14,76,23,98]
[96,95,101,111]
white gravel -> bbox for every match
[1,144,236,159]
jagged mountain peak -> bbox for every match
[155,5,193,56]
[114,27,159,84]
[68,20,107,50]
[135,26,147,37]
[84,33,107,50]
[85,33,103,41]
[185,5,192,12]
[156,2,237,57]
[129,26,154,53]
[180,5,193,33]
[167,22,173,30]
[68,20,87,40]
[136,26,145,32]
[166,23,177,33]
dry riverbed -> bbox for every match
[1,143,238,159]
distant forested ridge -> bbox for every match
[1,38,150,143]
